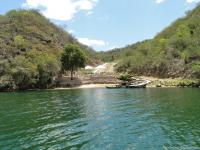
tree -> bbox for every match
[12,67,31,90]
[11,56,37,90]
[37,61,59,89]
[117,74,133,82]
[61,44,86,80]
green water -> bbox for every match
[0,88,200,149]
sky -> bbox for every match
[0,0,199,51]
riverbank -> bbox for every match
[54,84,116,90]
[56,72,200,89]
[53,77,200,90]
[144,77,200,88]
[1,77,199,92]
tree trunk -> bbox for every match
[71,67,74,80]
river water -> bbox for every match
[0,88,200,149]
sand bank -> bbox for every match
[54,84,116,90]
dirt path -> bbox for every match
[93,63,116,74]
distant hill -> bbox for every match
[0,10,99,90]
[100,5,200,78]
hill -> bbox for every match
[0,10,99,90]
[100,5,200,79]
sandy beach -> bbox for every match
[54,77,200,90]
[54,84,117,90]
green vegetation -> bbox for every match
[61,44,86,80]
[117,74,133,82]
[100,5,200,79]
[0,10,97,90]
[2,5,200,90]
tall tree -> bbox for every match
[61,44,86,80]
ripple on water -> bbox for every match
[0,88,200,149]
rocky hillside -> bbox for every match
[100,5,200,79]
[0,10,99,90]
[0,10,99,63]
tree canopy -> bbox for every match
[61,44,86,80]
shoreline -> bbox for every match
[53,79,200,90]
[53,84,116,90]
[1,77,200,92]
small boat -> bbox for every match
[106,85,122,89]
[126,83,147,88]
[126,80,151,88]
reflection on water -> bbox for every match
[0,88,200,149]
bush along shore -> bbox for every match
[146,77,200,88]
[1,75,200,92]
[55,75,200,89]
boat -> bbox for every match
[126,83,147,88]
[126,80,151,88]
[106,85,122,89]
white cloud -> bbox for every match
[68,29,75,34]
[22,0,98,21]
[109,46,119,50]
[78,38,107,46]
[155,0,165,4]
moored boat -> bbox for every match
[126,80,151,88]
[126,83,147,88]
[106,85,122,89]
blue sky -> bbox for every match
[0,0,199,51]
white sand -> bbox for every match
[54,84,116,90]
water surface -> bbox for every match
[0,88,200,149]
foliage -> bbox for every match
[0,75,13,90]
[0,10,98,90]
[37,61,59,89]
[7,50,60,90]
[117,74,133,81]
[61,44,86,80]
[99,5,200,78]
[12,67,33,90]
[14,35,28,51]
[0,60,11,76]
